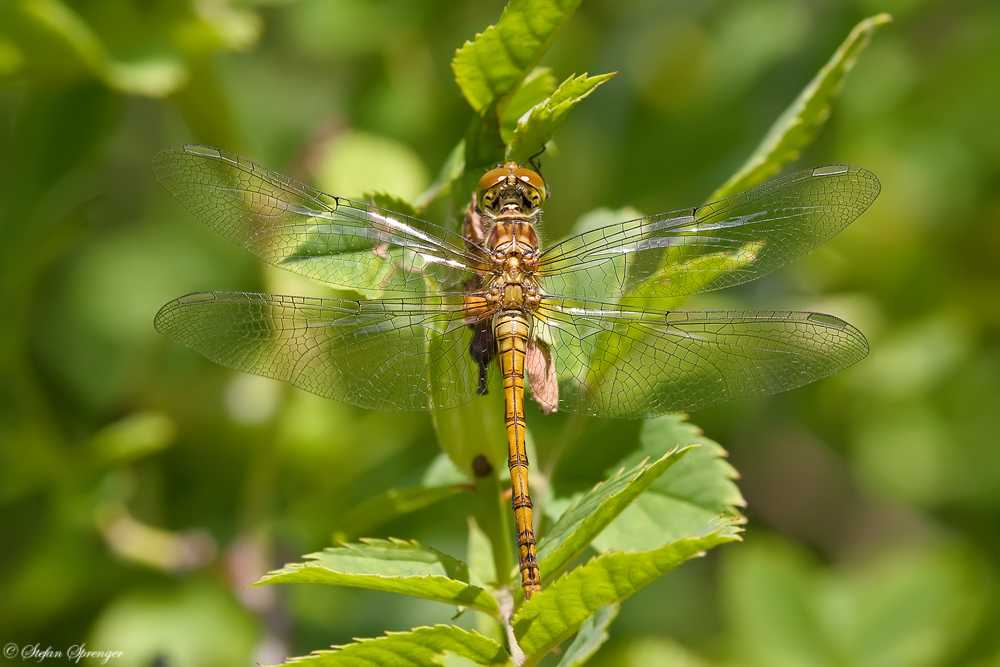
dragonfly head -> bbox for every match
[478,162,547,215]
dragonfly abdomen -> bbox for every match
[494,310,541,597]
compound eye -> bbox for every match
[478,167,508,194]
[513,166,547,204]
[513,167,544,189]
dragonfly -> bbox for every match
[151,145,879,598]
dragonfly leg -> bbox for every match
[469,320,496,396]
[495,312,541,597]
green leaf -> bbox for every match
[334,485,468,541]
[424,451,476,487]
[467,516,498,592]
[545,207,642,302]
[555,603,619,667]
[451,0,583,114]
[507,72,615,164]
[514,516,742,663]
[546,205,759,313]
[431,378,509,481]
[709,13,892,202]
[463,101,506,176]
[363,191,420,219]
[466,517,506,643]
[416,139,467,209]
[536,447,694,583]
[568,238,764,393]
[317,129,429,201]
[499,67,559,142]
[592,415,744,552]
[434,652,497,667]
[278,625,510,667]
[621,239,764,305]
[254,538,499,614]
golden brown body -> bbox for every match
[153,146,880,602]
[477,163,547,596]
[494,312,539,594]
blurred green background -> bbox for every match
[2,0,999,665]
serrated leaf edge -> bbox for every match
[278,623,509,667]
[535,446,695,582]
[513,518,743,662]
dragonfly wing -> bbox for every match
[152,145,490,297]
[533,299,868,418]
[154,292,485,411]
[537,165,879,303]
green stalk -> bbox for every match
[472,455,514,587]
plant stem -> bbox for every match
[473,455,514,587]
[496,587,525,666]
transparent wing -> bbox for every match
[537,165,879,304]
[532,299,868,418]
[154,292,487,411]
[152,145,490,297]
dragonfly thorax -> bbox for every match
[484,219,542,311]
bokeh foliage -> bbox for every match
[2,0,1000,665]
